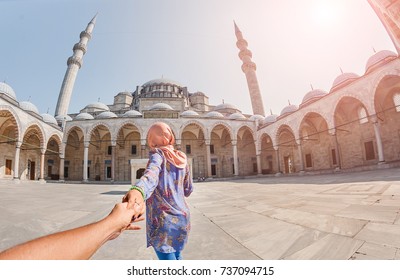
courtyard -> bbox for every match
[1,167,400,260]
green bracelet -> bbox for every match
[129,185,145,200]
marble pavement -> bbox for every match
[1,167,400,260]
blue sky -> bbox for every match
[0,0,396,116]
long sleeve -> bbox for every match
[135,152,163,200]
[183,164,193,197]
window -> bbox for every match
[394,93,400,112]
[131,145,137,155]
[364,141,375,160]
[185,145,191,154]
[358,107,368,124]
[331,149,337,165]
[107,146,112,155]
[210,144,215,154]
[5,159,12,175]
[253,163,257,173]
[305,154,312,168]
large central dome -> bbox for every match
[142,78,182,87]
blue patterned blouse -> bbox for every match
[135,149,193,253]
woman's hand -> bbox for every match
[122,189,145,220]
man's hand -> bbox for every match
[106,202,144,240]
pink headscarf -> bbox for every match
[147,122,187,169]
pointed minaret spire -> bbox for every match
[367,0,400,54]
[55,15,97,120]
[234,21,265,116]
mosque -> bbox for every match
[0,0,400,183]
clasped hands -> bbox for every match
[106,190,145,241]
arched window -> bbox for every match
[358,107,368,124]
[393,93,400,112]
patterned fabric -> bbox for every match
[135,149,193,253]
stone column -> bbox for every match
[141,139,147,159]
[59,157,65,181]
[256,152,262,175]
[371,117,385,162]
[205,140,212,178]
[83,141,89,182]
[111,141,116,182]
[297,142,304,172]
[275,147,281,174]
[13,141,21,182]
[232,139,239,176]
[175,139,182,151]
[39,148,46,182]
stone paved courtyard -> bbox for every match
[1,168,400,260]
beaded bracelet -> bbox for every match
[129,185,145,200]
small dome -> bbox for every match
[97,111,117,119]
[122,110,142,117]
[214,103,239,112]
[0,82,17,100]
[41,113,58,125]
[55,115,72,122]
[229,112,246,120]
[249,115,264,121]
[205,111,224,118]
[149,103,174,111]
[264,114,278,124]
[75,112,94,120]
[191,91,206,97]
[365,50,397,73]
[143,78,182,87]
[84,102,109,112]
[301,89,327,106]
[331,72,359,92]
[20,101,39,114]
[181,110,199,116]
[280,104,298,116]
[116,91,132,96]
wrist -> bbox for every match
[129,185,145,201]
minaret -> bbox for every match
[368,0,400,53]
[55,14,97,119]
[234,21,265,116]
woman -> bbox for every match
[123,122,193,260]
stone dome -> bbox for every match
[41,113,58,125]
[229,112,246,120]
[301,89,327,107]
[264,114,278,124]
[280,104,298,116]
[181,110,199,117]
[122,110,142,117]
[20,101,39,114]
[75,112,94,120]
[97,111,117,119]
[0,82,17,100]
[331,72,359,92]
[249,115,264,121]
[84,102,110,112]
[191,91,206,97]
[214,103,239,112]
[55,115,72,123]
[205,111,224,118]
[149,103,174,111]
[365,50,397,73]
[143,78,182,87]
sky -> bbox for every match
[0,0,397,117]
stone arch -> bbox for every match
[0,105,21,143]
[235,124,256,141]
[299,112,332,170]
[259,132,276,174]
[236,125,257,175]
[64,126,85,181]
[23,123,45,149]
[369,69,400,114]
[333,95,370,129]
[179,120,207,140]
[209,121,234,140]
[295,108,331,137]
[276,124,297,173]
[87,122,113,143]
